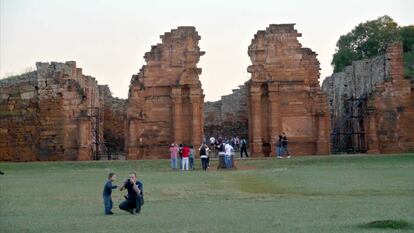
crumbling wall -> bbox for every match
[247,24,331,156]
[0,61,105,161]
[323,43,414,153]
[204,84,248,140]
[0,72,39,161]
[126,27,205,159]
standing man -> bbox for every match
[240,137,248,158]
[276,135,283,158]
[235,136,240,152]
[282,133,291,158]
[178,144,183,169]
[224,142,234,168]
[119,172,144,215]
[169,144,178,169]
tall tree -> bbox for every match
[332,15,401,72]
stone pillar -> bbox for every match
[366,109,380,154]
[171,88,182,144]
[78,116,91,160]
[126,119,139,159]
[316,113,330,154]
[190,95,202,156]
[268,91,280,156]
[250,92,262,156]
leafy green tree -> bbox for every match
[400,25,414,52]
[332,15,401,72]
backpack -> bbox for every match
[200,146,206,155]
[241,139,247,147]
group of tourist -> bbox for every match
[102,172,144,215]
[168,133,291,171]
[169,139,240,170]
[200,141,235,169]
[208,136,249,158]
[169,144,197,170]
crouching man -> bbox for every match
[119,172,144,215]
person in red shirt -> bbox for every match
[181,145,190,171]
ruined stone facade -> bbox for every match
[0,61,105,161]
[204,84,249,140]
[322,43,414,153]
[247,24,331,156]
[126,27,205,159]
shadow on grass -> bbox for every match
[359,220,412,230]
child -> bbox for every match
[102,172,118,215]
[189,145,195,170]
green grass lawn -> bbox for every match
[1,154,414,233]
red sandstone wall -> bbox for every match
[247,24,330,156]
[0,73,39,161]
[126,27,205,159]
[369,44,414,153]
[0,61,105,161]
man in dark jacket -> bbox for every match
[119,172,144,214]
[282,133,291,158]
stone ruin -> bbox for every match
[126,27,205,159]
[0,62,101,161]
[322,43,414,153]
[247,24,331,156]
[0,61,125,161]
[204,83,249,141]
[2,25,412,162]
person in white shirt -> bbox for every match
[224,142,234,168]
[209,137,215,146]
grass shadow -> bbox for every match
[359,220,412,230]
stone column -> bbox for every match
[268,91,280,156]
[171,88,182,144]
[250,92,262,156]
[366,109,380,154]
[126,119,140,160]
[190,95,202,156]
[316,113,330,154]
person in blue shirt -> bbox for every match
[102,172,118,215]
[119,172,144,215]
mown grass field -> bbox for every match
[1,154,413,233]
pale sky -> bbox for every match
[1,0,413,101]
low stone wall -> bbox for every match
[204,84,249,141]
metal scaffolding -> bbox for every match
[88,107,101,160]
[331,94,368,153]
